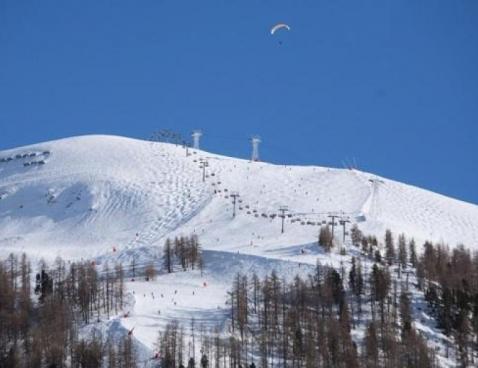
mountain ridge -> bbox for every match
[0,134,477,263]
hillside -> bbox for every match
[1,135,477,366]
[0,135,476,262]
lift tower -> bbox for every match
[251,136,261,162]
[192,130,202,150]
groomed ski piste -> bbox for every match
[1,135,477,366]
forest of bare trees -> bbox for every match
[417,242,478,366]
[155,228,478,368]
[0,254,137,367]
[163,235,204,274]
[1,228,477,367]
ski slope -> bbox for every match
[0,134,476,262]
[0,135,477,366]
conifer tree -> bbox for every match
[385,229,395,266]
[398,233,408,269]
[164,238,173,273]
[409,238,417,267]
[319,225,334,252]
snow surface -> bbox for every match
[1,134,477,366]
[1,135,476,260]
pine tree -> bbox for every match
[370,264,390,326]
[350,224,362,246]
[385,229,395,266]
[115,263,124,311]
[319,226,334,252]
[201,353,209,368]
[398,233,408,269]
[119,334,137,368]
[399,291,412,338]
[349,257,357,294]
[364,322,379,367]
[409,238,417,267]
[164,238,173,273]
[145,262,156,281]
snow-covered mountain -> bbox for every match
[0,134,476,262]
[1,135,477,366]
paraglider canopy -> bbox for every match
[270,23,290,35]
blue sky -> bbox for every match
[1,0,477,204]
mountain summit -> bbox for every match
[0,134,476,262]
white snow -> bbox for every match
[1,134,476,366]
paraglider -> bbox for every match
[270,23,291,45]
[270,23,290,35]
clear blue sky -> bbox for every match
[1,1,477,204]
